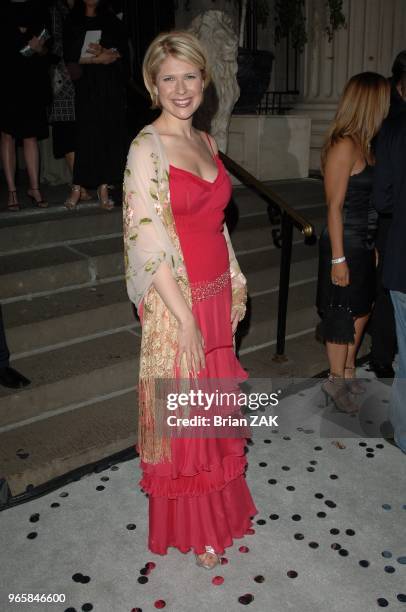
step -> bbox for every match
[0,388,138,496]
[1,224,316,301]
[3,252,318,355]
[0,330,140,428]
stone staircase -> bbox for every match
[0,178,327,497]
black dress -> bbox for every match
[316,165,377,323]
[63,12,129,188]
[0,17,51,140]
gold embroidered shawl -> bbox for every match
[123,124,247,464]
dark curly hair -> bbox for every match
[71,0,113,19]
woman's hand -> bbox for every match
[331,261,350,287]
[375,248,379,267]
[28,36,45,54]
[176,314,206,375]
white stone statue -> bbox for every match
[188,10,240,153]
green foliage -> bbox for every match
[325,0,346,41]
[274,0,307,52]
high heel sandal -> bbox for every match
[7,190,20,211]
[64,185,81,210]
[195,545,220,570]
[27,187,48,208]
[344,366,366,395]
[322,373,359,413]
[97,184,114,211]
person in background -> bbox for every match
[0,306,30,389]
[63,0,129,210]
[316,73,390,412]
[373,78,406,455]
[48,0,91,202]
[369,51,406,378]
[0,0,51,211]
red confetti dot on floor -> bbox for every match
[212,576,224,585]
[220,557,229,565]
[239,546,249,553]
[246,528,255,535]
[131,609,142,612]
[154,601,166,609]
[145,562,156,570]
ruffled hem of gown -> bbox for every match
[148,473,258,555]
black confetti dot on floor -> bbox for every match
[294,533,304,540]
[96,486,105,491]
[268,479,277,484]
[309,460,318,465]
[315,493,324,499]
[359,442,367,447]
[397,594,406,602]
[331,543,341,550]
[330,528,340,535]
[382,551,392,558]
[269,514,279,520]
[397,556,406,564]
[339,549,349,556]
[16,449,30,459]
[60,492,69,498]
[238,594,254,605]
[259,462,267,467]
[366,447,374,452]
[126,524,136,530]
[291,514,301,521]
[314,446,322,451]
[283,436,291,440]
[256,519,266,525]
[366,453,375,458]
[72,573,84,582]
[254,575,265,583]
[376,444,384,449]
[382,504,391,510]
[325,500,336,508]
[64,608,77,612]
[100,476,110,482]
[263,439,271,444]
[384,566,395,573]
[138,576,148,584]
[286,486,295,491]
[309,542,319,549]
[345,529,355,536]
[81,576,90,584]
[377,599,389,607]
[111,465,120,471]
[282,466,290,471]
[81,605,93,612]
[29,513,40,523]
[139,568,149,576]
[330,474,339,480]
[359,560,370,567]
[50,503,60,508]
[287,571,298,578]
[307,467,315,472]
[317,512,326,518]
[27,532,37,539]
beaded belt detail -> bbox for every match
[190,269,230,303]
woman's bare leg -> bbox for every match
[1,132,19,208]
[326,342,348,376]
[23,137,40,190]
[345,313,370,372]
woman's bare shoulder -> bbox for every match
[326,136,358,166]
[196,129,219,154]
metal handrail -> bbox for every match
[219,151,315,361]
[220,152,314,238]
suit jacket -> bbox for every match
[373,112,406,292]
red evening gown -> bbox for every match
[138,138,258,556]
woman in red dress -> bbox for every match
[123,31,258,570]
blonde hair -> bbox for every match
[321,72,390,172]
[142,30,211,109]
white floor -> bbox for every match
[1,368,405,612]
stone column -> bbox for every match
[294,0,406,169]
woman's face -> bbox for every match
[154,55,204,121]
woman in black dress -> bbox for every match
[0,1,51,210]
[316,73,390,411]
[63,0,129,210]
